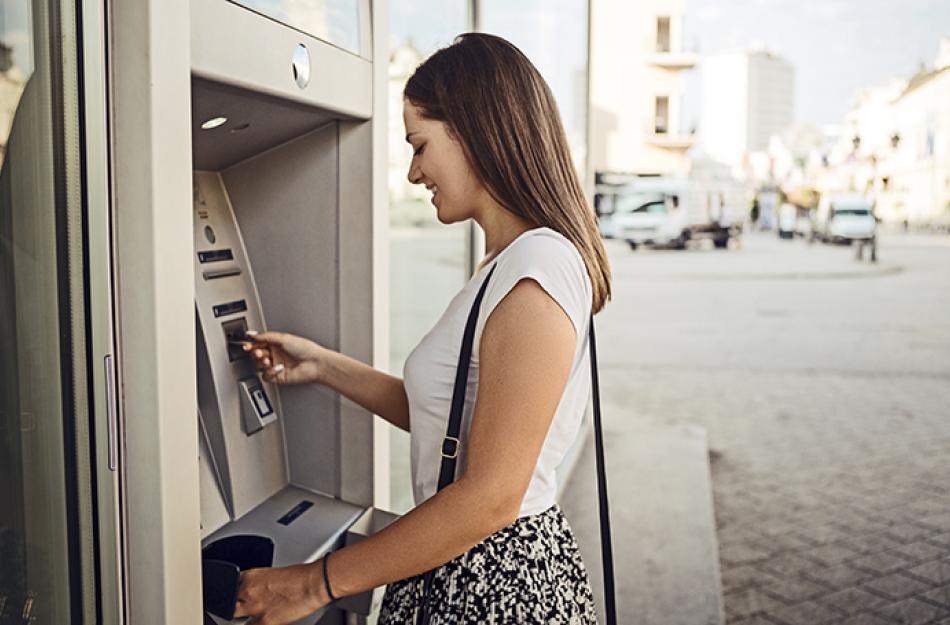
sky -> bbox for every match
[683,0,950,128]
[3,0,945,133]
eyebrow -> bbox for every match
[405,132,418,143]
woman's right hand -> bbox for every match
[243,331,326,385]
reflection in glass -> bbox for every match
[230,0,361,54]
[387,1,470,514]
[1,1,83,622]
[482,0,590,178]
[0,8,30,170]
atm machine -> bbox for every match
[117,0,392,623]
[186,1,393,623]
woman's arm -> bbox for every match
[245,333,411,432]
[235,278,576,621]
[317,350,411,432]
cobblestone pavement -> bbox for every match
[593,232,950,625]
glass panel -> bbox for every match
[230,0,361,55]
[1,0,89,621]
[481,0,590,177]
[388,0,470,514]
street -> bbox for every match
[568,231,950,625]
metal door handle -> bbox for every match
[104,354,118,471]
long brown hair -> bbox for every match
[404,33,612,313]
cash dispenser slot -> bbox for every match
[201,534,275,621]
[200,487,370,623]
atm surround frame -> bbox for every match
[109,0,390,623]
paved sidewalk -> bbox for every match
[569,233,950,625]
[561,420,724,625]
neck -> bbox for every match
[475,204,536,268]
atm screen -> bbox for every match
[229,0,360,54]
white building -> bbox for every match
[588,0,697,182]
[700,50,795,171]
[813,39,950,227]
[886,40,950,226]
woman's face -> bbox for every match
[403,99,487,224]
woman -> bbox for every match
[234,33,611,625]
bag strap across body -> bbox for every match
[417,264,617,625]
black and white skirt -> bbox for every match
[377,504,597,625]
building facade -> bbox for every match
[588,0,696,183]
[809,39,950,227]
[700,50,795,170]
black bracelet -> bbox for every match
[322,552,338,604]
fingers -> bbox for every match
[261,363,285,383]
[238,331,288,383]
[232,600,248,619]
[234,571,259,618]
[244,330,281,344]
[243,343,277,367]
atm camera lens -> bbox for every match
[204,225,216,244]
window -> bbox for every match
[656,16,671,53]
[655,95,669,134]
[1,0,94,620]
[482,0,591,177]
[388,0,472,515]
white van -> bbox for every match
[815,193,877,243]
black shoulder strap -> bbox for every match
[589,313,617,624]
[436,263,497,490]
[420,265,617,625]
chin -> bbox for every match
[434,202,466,225]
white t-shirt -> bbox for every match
[403,226,593,518]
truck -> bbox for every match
[611,177,745,250]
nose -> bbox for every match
[407,160,423,185]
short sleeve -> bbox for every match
[473,232,591,357]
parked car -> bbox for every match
[814,194,877,244]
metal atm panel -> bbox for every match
[194,171,288,531]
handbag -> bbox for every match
[416,264,617,625]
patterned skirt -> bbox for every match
[377,504,597,625]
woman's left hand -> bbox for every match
[233,562,329,625]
